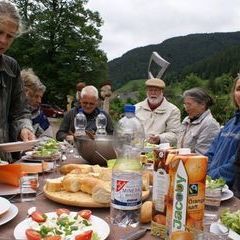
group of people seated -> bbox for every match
[1,0,240,197]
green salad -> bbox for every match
[206,175,226,189]
[220,209,240,235]
[34,139,60,157]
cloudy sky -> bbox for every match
[87,0,240,61]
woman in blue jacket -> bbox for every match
[206,74,240,187]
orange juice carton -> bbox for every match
[151,143,177,238]
[166,149,208,239]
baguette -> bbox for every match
[92,182,111,204]
[62,175,83,192]
[78,177,105,195]
[60,164,92,175]
[45,177,63,192]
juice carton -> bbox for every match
[151,143,177,238]
[166,150,208,239]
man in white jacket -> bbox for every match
[135,78,181,146]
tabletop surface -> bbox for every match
[1,155,240,240]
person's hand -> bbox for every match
[147,134,160,144]
[20,128,36,141]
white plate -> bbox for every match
[215,222,240,240]
[14,212,110,240]
[0,140,39,153]
[0,204,18,226]
[0,183,19,196]
[221,189,234,201]
[0,197,11,215]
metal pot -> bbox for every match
[74,135,116,166]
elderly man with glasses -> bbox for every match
[56,85,114,142]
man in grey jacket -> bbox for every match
[135,78,181,146]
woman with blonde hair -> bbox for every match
[0,0,35,161]
[207,74,240,187]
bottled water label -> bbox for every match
[111,172,142,210]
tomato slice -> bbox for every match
[43,236,61,240]
[31,210,47,222]
[77,210,92,220]
[56,208,70,216]
[75,230,93,240]
[25,229,41,240]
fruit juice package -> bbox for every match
[151,144,177,238]
[166,151,208,239]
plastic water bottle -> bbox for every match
[96,110,107,136]
[110,104,145,227]
[74,108,87,136]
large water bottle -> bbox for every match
[96,110,107,136]
[74,108,87,136]
[110,104,145,227]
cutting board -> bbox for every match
[44,185,150,208]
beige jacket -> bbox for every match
[135,98,181,145]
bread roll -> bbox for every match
[60,164,92,175]
[45,177,63,192]
[92,182,111,204]
[140,201,153,223]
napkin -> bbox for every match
[0,164,23,187]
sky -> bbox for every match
[87,0,240,61]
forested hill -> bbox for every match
[108,31,240,89]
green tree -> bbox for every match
[9,0,107,107]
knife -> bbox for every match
[119,225,151,240]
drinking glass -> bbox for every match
[20,173,39,202]
[204,187,222,226]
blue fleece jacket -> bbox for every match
[206,111,240,186]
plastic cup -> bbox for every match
[20,173,39,202]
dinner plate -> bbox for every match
[0,140,39,153]
[0,204,18,226]
[0,183,19,196]
[221,189,234,201]
[14,212,110,240]
[0,197,11,215]
[215,221,240,240]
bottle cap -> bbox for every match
[159,143,170,149]
[178,148,191,155]
[124,104,135,113]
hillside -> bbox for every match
[108,31,240,89]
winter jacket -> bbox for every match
[0,54,33,161]
[135,97,181,145]
[178,109,220,155]
[206,110,240,186]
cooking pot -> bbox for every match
[74,135,117,166]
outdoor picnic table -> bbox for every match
[1,155,240,240]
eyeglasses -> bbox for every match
[81,101,96,106]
